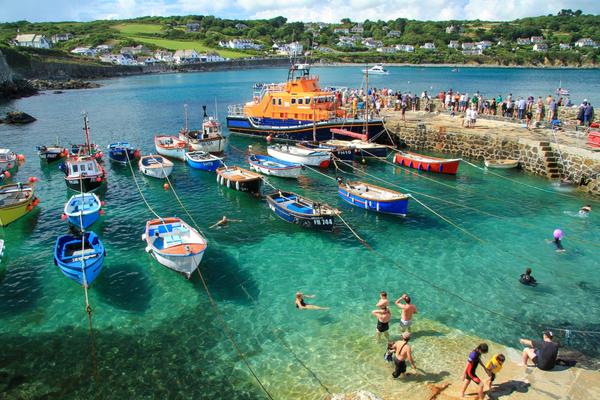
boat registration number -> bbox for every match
[313,219,332,225]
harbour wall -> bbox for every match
[389,121,600,196]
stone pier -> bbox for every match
[383,110,600,196]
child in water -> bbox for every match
[519,268,537,286]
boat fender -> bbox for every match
[227,179,231,189]
[236,181,240,191]
[216,174,220,183]
[145,246,152,253]
[141,234,146,241]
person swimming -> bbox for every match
[519,268,537,286]
[579,205,592,215]
[295,292,328,310]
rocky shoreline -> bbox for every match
[28,79,101,91]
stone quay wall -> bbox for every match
[389,122,600,196]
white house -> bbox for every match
[559,43,571,50]
[235,23,248,30]
[136,56,158,65]
[334,28,350,35]
[516,38,530,45]
[51,33,73,43]
[120,45,150,56]
[448,40,460,49]
[198,53,225,62]
[173,49,200,64]
[154,50,174,63]
[95,44,113,54]
[476,40,492,50]
[278,42,303,56]
[420,43,436,50]
[186,23,200,32]
[445,25,463,34]
[387,30,402,38]
[461,43,482,55]
[533,43,548,52]
[99,54,135,65]
[351,24,364,34]
[71,47,96,56]
[377,46,397,54]
[530,36,545,44]
[14,34,51,49]
[395,44,414,52]
[575,38,597,47]
[362,38,382,49]
[221,39,262,50]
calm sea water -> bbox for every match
[0,66,599,399]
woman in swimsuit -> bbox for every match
[295,292,328,310]
[460,343,490,400]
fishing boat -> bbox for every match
[393,151,460,175]
[0,183,38,226]
[216,166,262,193]
[248,153,303,179]
[227,63,384,141]
[154,135,187,161]
[324,139,388,158]
[70,114,103,161]
[267,144,331,168]
[0,149,18,170]
[484,159,519,169]
[142,217,207,278]
[185,151,223,172]
[61,156,106,192]
[63,193,102,229]
[362,64,389,75]
[37,144,68,163]
[138,155,174,179]
[297,141,355,161]
[337,178,409,216]
[266,191,338,230]
[54,231,105,287]
[107,142,139,164]
[179,105,227,153]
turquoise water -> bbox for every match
[0,66,599,399]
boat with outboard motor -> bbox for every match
[267,144,331,168]
[142,217,207,278]
[227,63,384,141]
[337,178,409,216]
[362,64,389,75]
[37,144,68,163]
[139,155,174,179]
[107,142,139,164]
[54,231,105,287]
[248,153,303,179]
[185,151,223,172]
[266,190,338,230]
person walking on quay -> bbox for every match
[372,305,392,341]
[517,97,526,120]
[535,97,545,126]
[460,343,490,400]
[584,101,594,127]
[519,331,559,370]
[391,332,417,378]
[394,293,417,332]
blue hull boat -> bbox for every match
[107,142,139,164]
[185,151,223,172]
[266,191,337,230]
[64,193,101,229]
[337,179,409,216]
[54,231,105,287]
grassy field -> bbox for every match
[113,23,249,59]
[126,35,249,59]
[114,23,164,35]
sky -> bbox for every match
[0,0,599,23]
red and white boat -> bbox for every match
[154,136,187,161]
[393,151,460,175]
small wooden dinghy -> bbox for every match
[267,144,330,168]
[142,217,207,278]
[154,135,187,161]
[64,193,101,229]
[337,179,409,216]
[484,159,519,169]
[0,183,38,226]
[54,231,105,287]
[216,166,262,193]
[248,154,302,179]
[185,151,223,172]
[393,151,460,175]
[266,191,338,230]
[138,155,174,179]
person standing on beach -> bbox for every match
[519,331,559,370]
[372,305,392,340]
[394,294,417,332]
[460,343,490,400]
[391,332,417,378]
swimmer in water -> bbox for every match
[579,205,592,215]
[295,292,329,310]
[519,268,537,286]
[209,215,242,229]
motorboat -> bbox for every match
[139,155,174,179]
[362,64,389,75]
[267,144,330,168]
[337,178,409,216]
[54,231,105,287]
[248,154,302,179]
[37,145,68,163]
[185,151,223,172]
[107,142,139,164]
[180,105,226,153]
[266,191,337,230]
[154,136,187,161]
[61,156,106,192]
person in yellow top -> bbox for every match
[485,354,505,393]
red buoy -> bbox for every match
[163,183,169,191]
[266,134,273,143]
[17,154,25,162]
[99,209,106,216]
[96,177,102,182]
[32,198,40,206]
[3,171,11,178]
[101,201,106,206]
[28,176,38,183]
[61,214,67,220]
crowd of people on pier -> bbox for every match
[332,86,595,129]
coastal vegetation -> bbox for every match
[0,10,599,67]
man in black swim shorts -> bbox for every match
[372,305,391,340]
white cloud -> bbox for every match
[0,0,599,22]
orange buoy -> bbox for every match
[266,134,273,143]
[163,183,169,191]
[27,205,33,211]
[17,154,25,162]
[32,198,40,206]
[28,176,38,183]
